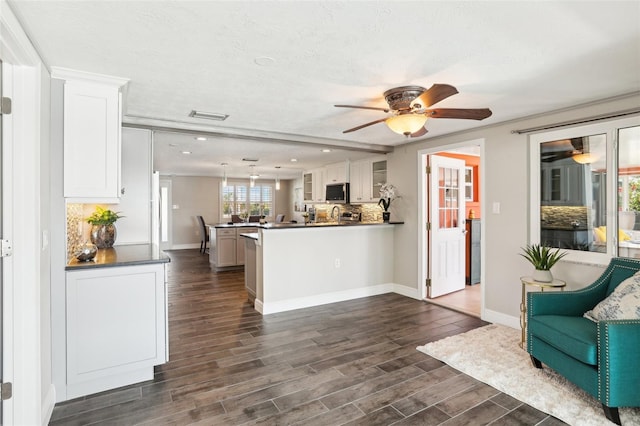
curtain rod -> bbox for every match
[511,108,640,134]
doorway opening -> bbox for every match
[419,140,484,318]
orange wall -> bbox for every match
[438,152,481,219]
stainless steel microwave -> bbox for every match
[326,182,350,204]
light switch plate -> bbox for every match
[492,202,501,214]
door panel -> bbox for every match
[428,155,466,298]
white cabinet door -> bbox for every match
[63,81,122,201]
[66,264,167,398]
[349,160,369,203]
[370,159,387,202]
[325,162,349,183]
[217,235,237,266]
[117,128,152,244]
[303,172,313,203]
[313,168,326,202]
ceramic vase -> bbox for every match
[90,224,117,248]
[382,211,391,222]
[532,269,553,283]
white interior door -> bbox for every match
[428,155,466,298]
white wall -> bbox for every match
[259,225,396,314]
[388,93,640,325]
[162,175,220,247]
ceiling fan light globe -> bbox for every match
[385,114,428,136]
[572,152,598,164]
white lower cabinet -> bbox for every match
[65,263,167,399]
[217,231,237,267]
[211,227,258,269]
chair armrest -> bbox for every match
[528,289,602,317]
[597,320,640,407]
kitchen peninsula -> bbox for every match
[64,244,170,399]
[214,221,402,314]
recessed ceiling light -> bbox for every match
[290,158,298,162]
[254,56,276,66]
[195,136,208,141]
[181,151,192,155]
[321,149,332,153]
[188,110,229,121]
[242,158,259,162]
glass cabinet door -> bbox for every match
[371,160,387,200]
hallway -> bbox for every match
[426,284,482,317]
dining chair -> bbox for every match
[197,216,209,254]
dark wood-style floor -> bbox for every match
[50,249,566,425]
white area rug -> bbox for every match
[416,324,640,426]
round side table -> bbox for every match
[519,276,566,349]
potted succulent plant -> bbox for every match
[86,206,124,248]
[378,183,400,222]
[519,244,567,282]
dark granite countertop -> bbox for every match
[541,226,589,231]
[66,244,170,270]
[210,223,263,228]
[212,221,403,230]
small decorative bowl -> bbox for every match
[75,241,98,262]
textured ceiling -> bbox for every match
[8,1,640,178]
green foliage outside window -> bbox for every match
[629,177,640,211]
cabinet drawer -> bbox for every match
[217,228,236,237]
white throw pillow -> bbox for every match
[584,270,640,322]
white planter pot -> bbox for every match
[532,269,553,283]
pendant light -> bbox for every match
[249,165,258,187]
[221,163,228,187]
[275,166,281,190]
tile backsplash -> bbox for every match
[66,203,117,260]
[540,206,590,228]
[311,203,387,223]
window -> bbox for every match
[221,181,275,220]
[530,116,640,264]
[464,166,474,201]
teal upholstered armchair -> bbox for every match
[527,257,640,425]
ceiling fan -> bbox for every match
[541,137,598,164]
[335,84,492,137]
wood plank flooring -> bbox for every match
[50,249,566,425]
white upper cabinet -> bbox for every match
[53,68,129,202]
[350,157,387,203]
[325,161,349,183]
[350,160,371,203]
[303,168,326,203]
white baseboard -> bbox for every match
[483,308,520,329]
[393,284,421,300]
[254,299,264,314]
[261,284,395,315]
[41,385,56,426]
[170,243,201,250]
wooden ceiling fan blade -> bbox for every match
[342,118,388,133]
[410,127,428,137]
[427,108,492,120]
[334,104,390,113]
[411,84,459,108]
